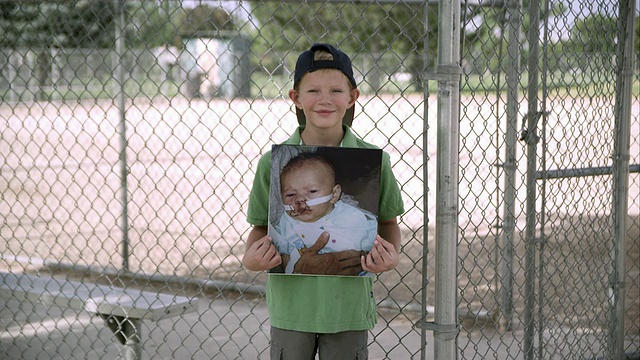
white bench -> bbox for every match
[0,271,200,360]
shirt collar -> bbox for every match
[285,124,357,147]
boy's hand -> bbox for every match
[293,232,363,276]
[242,235,282,271]
[361,235,399,273]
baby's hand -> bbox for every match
[361,235,399,273]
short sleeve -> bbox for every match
[378,152,404,221]
[246,152,272,226]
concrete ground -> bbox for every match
[3,292,640,360]
[0,293,482,360]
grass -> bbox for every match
[2,69,638,102]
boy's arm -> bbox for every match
[242,225,282,271]
[378,217,401,252]
[361,217,401,273]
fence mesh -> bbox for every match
[0,1,638,359]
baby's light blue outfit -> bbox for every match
[271,200,377,275]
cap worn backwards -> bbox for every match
[293,43,357,127]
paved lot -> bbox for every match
[0,292,505,360]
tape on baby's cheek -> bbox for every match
[283,194,333,211]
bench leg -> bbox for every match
[100,314,142,360]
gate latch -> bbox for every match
[417,321,460,340]
[519,111,548,143]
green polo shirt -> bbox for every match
[247,125,404,333]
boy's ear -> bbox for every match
[289,89,302,109]
[330,184,342,203]
[348,88,360,107]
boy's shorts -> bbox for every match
[270,327,368,360]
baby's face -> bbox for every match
[281,161,337,222]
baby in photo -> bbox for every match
[270,152,378,275]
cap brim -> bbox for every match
[296,106,355,127]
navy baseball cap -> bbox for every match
[293,43,357,126]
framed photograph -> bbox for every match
[268,145,382,276]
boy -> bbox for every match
[242,43,404,359]
[272,151,378,275]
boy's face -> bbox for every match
[289,69,359,132]
[280,161,341,223]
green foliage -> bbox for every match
[249,2,437,91]
[177,4,235,37]
[461,0,569,74]
[0,0,186,49]
[125,1,183,48]
[634,13,640,55]
[0,0,116,48]
[567,14,618,53]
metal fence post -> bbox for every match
[523,0,542,357]
[421,2,433,360]
[434,0,461,359]
[500,0,522,332]
[114,0,130,272]
[611,0,635,358]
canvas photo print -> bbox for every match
[268,145,382,276]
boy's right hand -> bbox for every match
[242,235,282,271]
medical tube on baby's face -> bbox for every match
[283,193,333,215]
[280,159,337,222]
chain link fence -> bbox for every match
[0,1,638,359]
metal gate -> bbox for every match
[521,1,637,358]
[455,0,639,359]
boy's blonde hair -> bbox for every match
[301,50,356,91]
[314,50,333,61]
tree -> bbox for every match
[567,14,618,53]
[0,0,185,49]
[125,0,183,48]
[249,1,437,92]
[461,0,569,74]
[177,4,235,38]
[0,1,118,48]
[636,16,640,56]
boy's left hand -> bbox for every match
[361,235,399,273]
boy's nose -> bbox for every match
[318,91,331,103]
